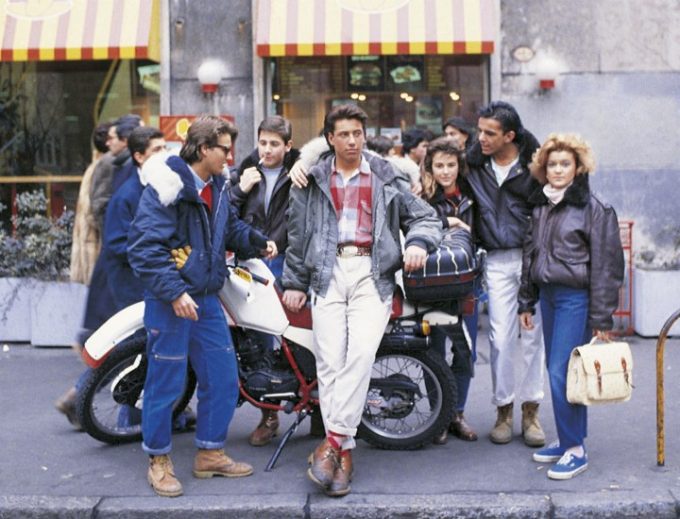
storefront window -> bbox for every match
[0,59,159,229]
[270,54,488,147]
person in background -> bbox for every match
[401,128,429,167]
[420,137,479,444]
[442,116,474,151]
[127,115,277,498]
[282,104,441,497]
[229,115,300,447]
[519,133,624,480]
[465,101,546,448]
[366,135,395,157]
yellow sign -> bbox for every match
[233,267,253,284]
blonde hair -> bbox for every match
[420,137,466,200]
[530,133,596,185]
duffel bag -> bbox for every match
[403,228,481,303]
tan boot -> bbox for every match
[54,387,81,429]
[148,455,183,497]
[327,450,353,497]
[521,402,546,447]
[490,403,513,444]
[192,449,254,479]
[248,409,279,446]
[307,438,339,489]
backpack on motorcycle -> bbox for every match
[403,228,481,304]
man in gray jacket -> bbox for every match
[282,104,441,497]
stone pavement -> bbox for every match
[2,325,680,518]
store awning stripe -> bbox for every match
[256,0,495,57]
[0,0,160,62]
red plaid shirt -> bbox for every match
[329,157,373,247]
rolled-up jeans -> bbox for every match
[141,294,238,455]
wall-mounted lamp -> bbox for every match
[197,60,224,94]
[533,54,561,90]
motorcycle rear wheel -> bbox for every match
[76,334,197,445]
[359,349,456,450]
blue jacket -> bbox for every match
[128,154,269,303]
[102,169,145,309]
[111,158,137,194]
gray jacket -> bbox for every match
[282,152,442,301]
[519,175,625,331]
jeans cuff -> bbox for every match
[195,438,225,450]
[142,441,172,456]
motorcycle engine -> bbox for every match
[235,330,300,401]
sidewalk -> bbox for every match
[2,325,680,518]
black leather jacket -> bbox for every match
[519,175,625,331]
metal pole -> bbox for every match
[656,308,680,466]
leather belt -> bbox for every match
[336,244,372,257]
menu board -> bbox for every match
[346,56,384,91]
[277,57,344,97]
[386,56,424,92]
[425,56,446,91]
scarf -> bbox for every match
[543,181,572,206]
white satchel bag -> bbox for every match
[566,337,633,405]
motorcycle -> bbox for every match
[76,257,466,470]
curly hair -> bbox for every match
[420,136,467,200]
[529,133,596,185]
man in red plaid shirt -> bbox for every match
[282,104,441,497]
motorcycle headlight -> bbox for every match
[420,320,431,336]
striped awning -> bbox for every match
[0,0,160,62]
[256,0,495,57]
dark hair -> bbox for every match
[421,136,468,200]
[114,114,142,140]
[223,118,239,145]
[401,128,428,155]
[477,101,523,144]
[323,104,368,148]
[180,115,235,164]
[92,122,112,154]
[258,115,292,142]
[127,126,164,165]
[442,116,472,136]
[366,135,394,157]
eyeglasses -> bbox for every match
[212,144,231,156]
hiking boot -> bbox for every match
[432,428,449,445]
[490,403,513,444]
[148,455,183,497]
[192,449,254,478]
[248,409,279,446]
[55,387,81,430]
[327,450,353,497]
[547,450,588,480]
[521,402,546,447]
[307,438,339,489]
[449,411,478,441]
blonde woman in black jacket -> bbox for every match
[518,133,624,480]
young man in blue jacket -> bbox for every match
[127,116,277,498]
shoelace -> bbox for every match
[557,453,575,466]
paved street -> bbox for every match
[3,322,680,518]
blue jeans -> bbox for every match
[141,294,239,455]
[431,304,478,412]
[540,284,590,449]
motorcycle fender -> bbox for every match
[83,302,145,368]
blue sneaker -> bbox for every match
[533,441,564,463]
[547,451,588,480]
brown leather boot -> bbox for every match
[432,428,449,445]
[307,438,339,489]
[490,403,513,444]
[521,402,546,447]
[192,449,254,478]
[248,409,280,446]
[148,455,183,497]
[327,450,353,497]
[449,411,478,441]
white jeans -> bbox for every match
[312,256,392,449]
[484,249,545,407]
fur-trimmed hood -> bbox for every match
[466,128,541,169]
[528,173,590,208]
[141,151,230,207]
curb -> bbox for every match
[2,491,678,519]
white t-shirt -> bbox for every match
[490,156,519,186]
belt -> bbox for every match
[336,244,372,257]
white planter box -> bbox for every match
[0,278,87,346]
[633,268,680,337]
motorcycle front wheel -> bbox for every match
[359,349,456,450]
[76,334,197,445]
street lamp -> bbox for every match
[197,60,223,94]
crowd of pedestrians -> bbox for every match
[58,98,624,498]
